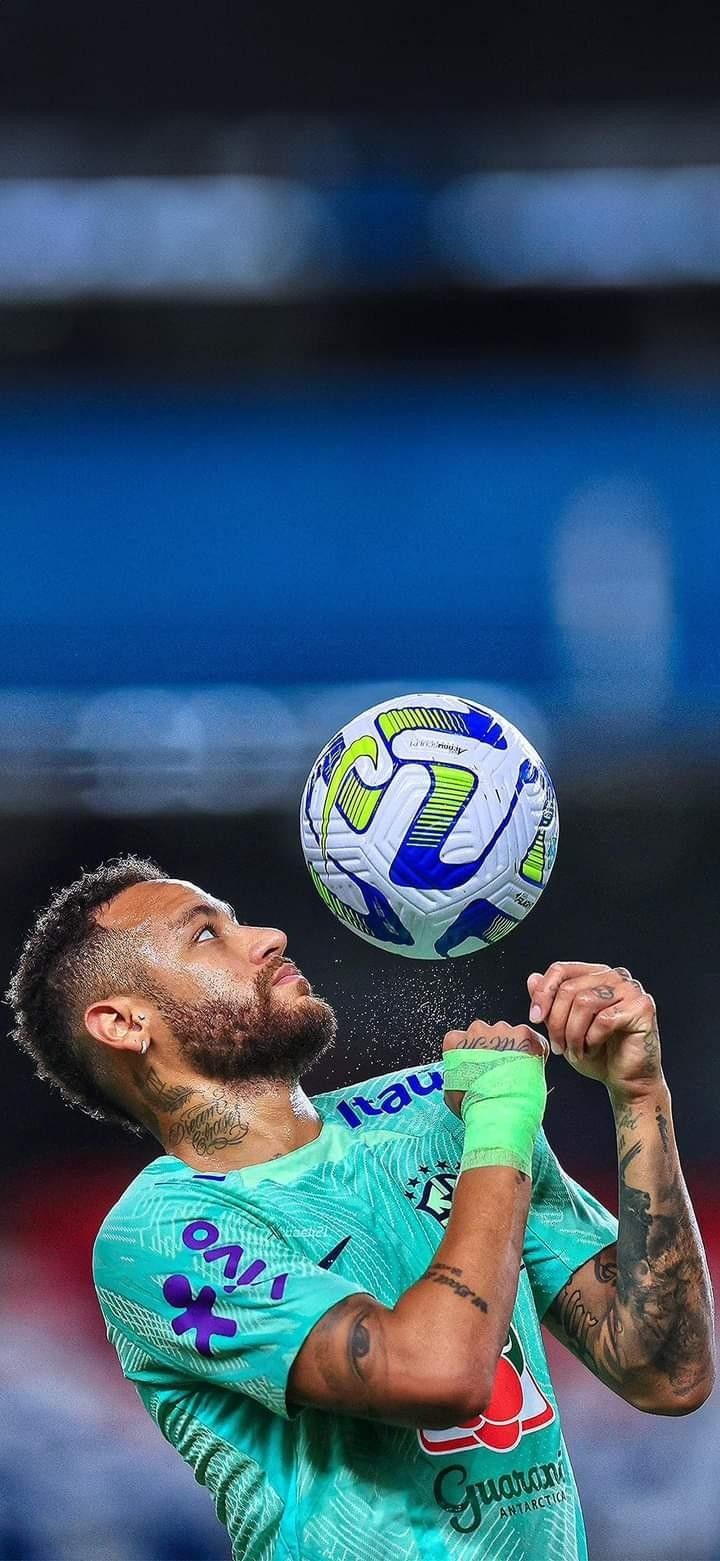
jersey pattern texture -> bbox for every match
[94,1063,617,1560]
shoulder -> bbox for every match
[528,1129,618,1246]
[92,1155,243,1285]
[312,1060,452,1132]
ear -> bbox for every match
[84,999,148,1054]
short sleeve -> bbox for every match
[523,1130,619,1319]
[93,1195,369,1421]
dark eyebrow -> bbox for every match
[168,901,235,932]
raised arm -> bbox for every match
[289,1021,548,1426]
[529,962,715,1414]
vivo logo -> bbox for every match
[335,1069,443,1128]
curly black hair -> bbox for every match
[5,854,169,1135]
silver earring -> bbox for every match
[140,1036,149,1055]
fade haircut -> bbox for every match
[6,855,169,1135]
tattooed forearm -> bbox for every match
[554,1094,715,1409]
[427,1264,489,1311]
[615,1102,640,1136]
[655,1106,670,1154]
[602,1131,715,1402]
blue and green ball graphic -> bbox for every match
[300,693,558,959]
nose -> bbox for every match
[246,927,288,967]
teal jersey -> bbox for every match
[93,1063,617,1561]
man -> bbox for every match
[7,854,714,1561]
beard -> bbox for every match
[152,963,337,1088]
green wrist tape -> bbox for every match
[443,1049,547,1177]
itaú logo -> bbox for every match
[335,1068,443,1127]
[419,1327,555,1456]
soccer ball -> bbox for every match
[300,692,558,959]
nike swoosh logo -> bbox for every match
[317,1235,352,1269]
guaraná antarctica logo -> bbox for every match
[419,1326,556,1457]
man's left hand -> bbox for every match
[526,961,664,1101]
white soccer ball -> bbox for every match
[300,692,558,959]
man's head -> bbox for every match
[7,855,336,1136]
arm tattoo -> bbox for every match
[593,1250,618,1285]
[608,1139,712,1399]
[294,1298,379,1416]
[427,1263,489,1312]
[554,1286,599,1368]
[554,1135,714,1404]
[615,1103,640,1133]
[348,1311,372,1379]
[655,1106,670,1154]
[554,1246,617,1369]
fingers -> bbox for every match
[584,988,656,1050]
[527,962,610,1025]
[526,963,649,1058]
[583,999,634,1050]
[563,985,625,1055]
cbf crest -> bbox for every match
[404,1159,461,1225]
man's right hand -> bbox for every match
[442,1020,549,1119]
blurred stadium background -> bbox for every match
[2,4,720,1557]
